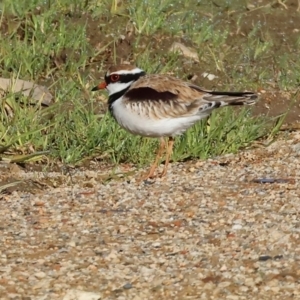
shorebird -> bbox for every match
[92,65,258,179]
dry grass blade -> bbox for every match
[1,150,50,163]
[0,144,13,154]
[0,180,22,194]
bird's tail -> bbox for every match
[204,91,258,107]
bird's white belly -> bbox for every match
[111,101,203,137]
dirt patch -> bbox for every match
[254,90,299,124]
[1,2,299,123]
[83,1,300,125]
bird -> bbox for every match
[92,64,258,180]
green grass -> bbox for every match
[0,0,296,168]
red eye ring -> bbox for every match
[110,74,120,82]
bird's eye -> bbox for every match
[110,74,120,82]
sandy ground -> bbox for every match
[1,132,300,299]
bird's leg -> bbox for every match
[160,137,174,178]
[142,137,166,180]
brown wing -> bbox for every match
[122,74,257,119]
[122,74,206,119]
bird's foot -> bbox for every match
[137,168,168,183]
[138,171,157,182]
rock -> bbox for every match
[63,289,101,300]
[169,42,199,62]
[34,272,46,279]
[232,224,243,230]
[123,282,133,289]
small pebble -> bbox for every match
[258,255,272,261]
[123,283,133,289]
[34,272,46,279]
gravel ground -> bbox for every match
[1,133,300,300]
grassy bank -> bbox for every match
[0,0,298,167]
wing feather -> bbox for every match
[121,74,257,119]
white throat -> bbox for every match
[107,81,134,96]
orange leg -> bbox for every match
[160,137,174,177]
[142,137,166,180]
